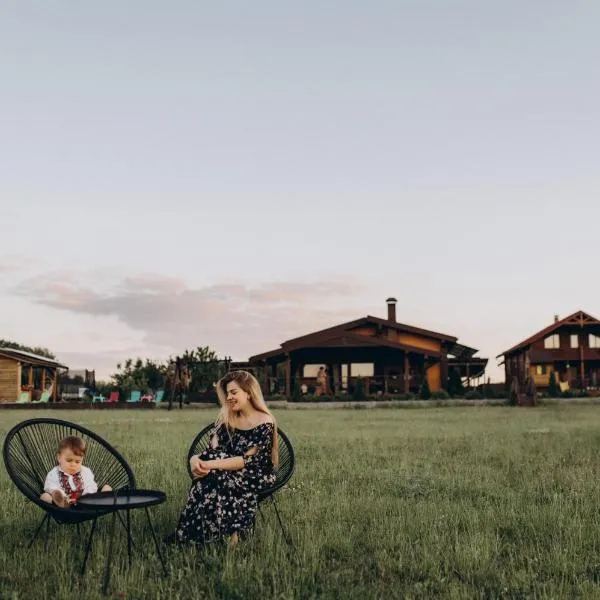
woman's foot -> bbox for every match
[51,489,69,508]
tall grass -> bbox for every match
[2,406,600,599]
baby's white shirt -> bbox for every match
[43,466,98,495]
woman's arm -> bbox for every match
[201,446,258,472]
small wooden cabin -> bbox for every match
[0,347,68,402]
[247,298,488,396]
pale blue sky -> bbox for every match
[1,1,599,380]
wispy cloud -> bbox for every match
[13,271,367,362]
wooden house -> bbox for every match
[497,310,600,391]
[247,298,487,396]
[0,347,68,402]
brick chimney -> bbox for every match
[554,314,559,323]
[386,297,397,322]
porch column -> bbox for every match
[403,353,409,393]
[262,363,269,395]
[284,354,291,398]
[51,369,57,401]
[41,369,46,392]
[28,366,33,388]
[383,365,389,394]
[580,342,585,389]
[440,347,449,390]
[466,362,471,388]
[333,363,340,394]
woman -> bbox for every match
[166,370,278,548]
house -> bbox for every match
[0,347,68,402]
[497,310,600,391]
[247,297,488,396]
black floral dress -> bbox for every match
[175,422,276,545]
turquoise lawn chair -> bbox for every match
[16,391,31,404]
[127,390,142,403]
[92,394,105,403]
[154,390,164,405]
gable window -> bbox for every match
[535,365,547,376]
[590,335,600,349]
[570,334,579,348]
[544,334,560,349]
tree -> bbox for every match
[0,339,55,359]
[419,376,431,400]
[179,346,225,396]
[111,358,167,395]
[448,368,465,397]
[548,370,559,398]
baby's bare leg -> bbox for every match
[51,489,69,508]
[100,484,112,492]
[40,492,52,503]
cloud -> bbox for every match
[13,271,368,361]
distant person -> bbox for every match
[164,370,277,548]
[315,366,328,396]
[40,436,111,507]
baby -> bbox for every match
[41,436,111,508]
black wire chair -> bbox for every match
[2,418,136,555]
[187,423,295,547]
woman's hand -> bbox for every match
[190,456,211,479]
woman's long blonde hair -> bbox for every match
[215,370,279,467]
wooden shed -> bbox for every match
[0,348,68,402]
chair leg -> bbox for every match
[44,513,51,551]
[28,513,50,549]
[81,517,98,576]
[271,498,295,550]
[144,507,167,576]
[102,511,118,595]
[126,509,132,567]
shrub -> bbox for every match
[548,371,559,397]
[448,368,465,397]
[431,390,450,400]
[465,390,483,400]
[352,377,367,401]
[419,378,431,400]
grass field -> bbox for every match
[2,406,600,599]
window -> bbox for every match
[303,364,326,377]
[590,335,600,349]
[570,334,579,348]
[535,365,546,376]
[544,334,560,349]
[350,363,374,377]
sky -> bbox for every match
[1,1,599,382]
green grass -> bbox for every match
[2,406,600,599]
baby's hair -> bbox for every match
[57,436,87,457]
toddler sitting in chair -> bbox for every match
[40,436,111,508]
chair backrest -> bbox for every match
[128,391,141,402]
[107,392,119,402]
[154,390,164,404]
[186,423,295,498]
[3,418,136,513]
[38,391,51,403]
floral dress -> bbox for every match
[175,422,276,545]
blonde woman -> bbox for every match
[166,370,278,547]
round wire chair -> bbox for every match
[187,422,295,545]
[3,418,136,544]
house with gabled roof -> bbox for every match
[497,310,600,390]
[247,297,487,396]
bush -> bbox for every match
[448,368,465,397]
[431,390,450,400]
[419,378,431,400]
[465,390,483,400]
[352,377,368,401]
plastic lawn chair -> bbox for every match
[16,391,31,404]
[126,391,141,404]
[92,394,105,403]
[153,390,164,405]
[107,392,119,403]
